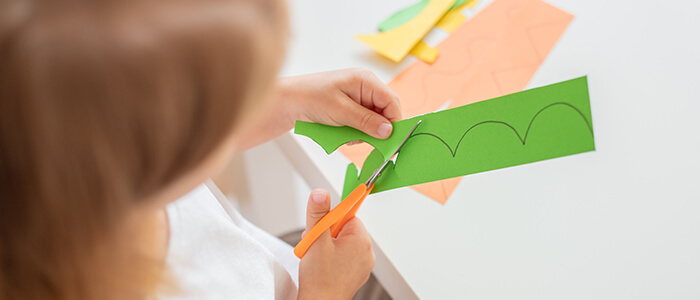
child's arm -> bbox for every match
[234,68,397,297]
[297,189,375,300]
[234,68,402,152]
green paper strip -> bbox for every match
[378,0,469,32]
[295,77,595,198]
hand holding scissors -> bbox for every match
[294,120,422,258]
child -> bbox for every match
[0,0,402,299]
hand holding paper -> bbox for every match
[280,69,402,140]
[295,77,595,199]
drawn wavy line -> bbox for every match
[404,10,571,111]
[407,102,593,158]
[479,20,572,95]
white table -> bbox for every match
[279,0,700,298]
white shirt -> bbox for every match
[162,182,299,300]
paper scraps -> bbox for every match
[295,77,594,200]
[355,0,455,63]
[409,41,440,64]
[342,0,574,203]
[378,0,475,32]
[435,0,479,32]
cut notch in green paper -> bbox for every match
[378,0,471,32]
[294,77,595,199]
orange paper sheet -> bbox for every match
[340,0,573,203]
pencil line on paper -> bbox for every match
[407,102,593,158]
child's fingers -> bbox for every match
[305,189,331,234]
[334,217,370,240]
[334,98,394,139]
[356,70,402,122]
[342,68,403,123]
[335,218,375,268]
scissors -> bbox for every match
[294,119,422,258]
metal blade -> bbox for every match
[365,120,422,186]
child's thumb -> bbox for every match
[303,189,330,238]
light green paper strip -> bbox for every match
[378,0,469,32]
[295,77,595,198]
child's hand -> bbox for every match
[234,69,402,152]
[280,68,402,139]
[297,189,375,300]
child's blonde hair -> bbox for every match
[0,0,287,298]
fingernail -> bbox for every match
[312,192,326,203]
[378,123,392,138]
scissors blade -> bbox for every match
[365,119,422,185]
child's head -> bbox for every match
[0,0,287,298]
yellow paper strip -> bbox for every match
[409,41,440,63]
[435,11,466,32]
[436,0,472,32]
[355,0,456,62]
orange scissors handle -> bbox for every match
[330,183,374,237]
[293,183,374,258]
